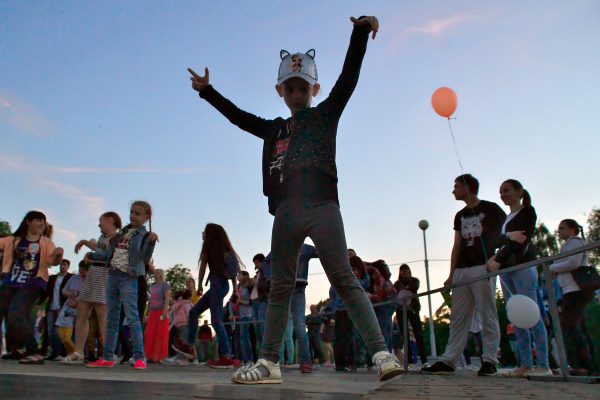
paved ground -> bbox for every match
[369,371,600,400]
[0,361,598,399]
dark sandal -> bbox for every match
[19,355,45,364]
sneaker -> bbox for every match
[61,352,85,365]
[206,357,242,369]
[300,361,313,373]
[478,361,497,376]
[171,343,196,360]
[231,359,283,384]
[503,366,529,378]
[372,351,405,381]
[526,368,553,377]
[421,361,455,375]
[87,359,115,368]
[421,362,431,369]
[133,359,147,370]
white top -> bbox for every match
[549,236,588,295]
[501,211,519,235]
[110,230,135,273]
[50,274,65,311]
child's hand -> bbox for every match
[147,232,159,244]
[350,16,379,39]
[188,67,210,92]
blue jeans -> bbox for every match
[46,309,65,357]
[290,287,311,363]
[375,302,396,352]
[187,275,230,358]
[501,267,549,368]
[279,317,294,364]
[104,270,145,361]
[251,299,267,347]
[238,316,254,363]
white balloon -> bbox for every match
[506,294,540,329]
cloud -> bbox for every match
[0,91,56,137]
[0,154,204,175]
[48,165,202,174]
[385,13,481,57]
[53,227,79,244]
[404,14,475,37]
[35,178,106,218]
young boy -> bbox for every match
[189,16,402,384]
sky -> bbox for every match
[1,1,599,320]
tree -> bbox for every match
[165,264,192,293]
[586,207,600,267]
[0,218,12,236]
[532,222,559,258]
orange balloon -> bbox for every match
[431,87,458,118]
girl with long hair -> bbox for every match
[174,223,242,369]
[550,219,598,375]
[0,211,64,364]
[487,179,550,378]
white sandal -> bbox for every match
[231,359,282,384]
[60,352,85,364]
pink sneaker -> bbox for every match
[300,361,313,373]
[86,359,115,368]
[133,359,147,370]
[206,357,242,369]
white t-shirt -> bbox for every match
[110,229,135,273]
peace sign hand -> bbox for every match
[188,67,210,93]
[350,16,379,39]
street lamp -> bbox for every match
[419,219,437,357]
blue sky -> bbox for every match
[2,1,599,316]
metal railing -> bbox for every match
[395,240,600,382]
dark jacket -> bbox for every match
[394,276,421,312]
[495,206,537,269]
[199,23,372,215]
[45,272,73,310]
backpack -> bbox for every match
[223,252,241,280]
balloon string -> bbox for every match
[447,117,463,172]
[446,116,490,264]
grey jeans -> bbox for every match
[261,198,387,362]
[440,265,500,367]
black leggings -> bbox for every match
[0,285,43,355]
[396,307,428,364]
[333,310,354,368]
[308,332,322,362]
[561,291,598,373]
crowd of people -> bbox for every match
[0,173,597,381]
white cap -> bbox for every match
[277,49,318,85]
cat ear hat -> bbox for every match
[277,49,318,86]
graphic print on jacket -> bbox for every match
[269,120,294,183]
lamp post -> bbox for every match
[419,219,437,357]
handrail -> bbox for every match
[399,240,600,304]
[393,239,600,380]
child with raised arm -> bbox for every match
[86,201,158,370]
[62,211,122,364]
[188,16,403,384]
